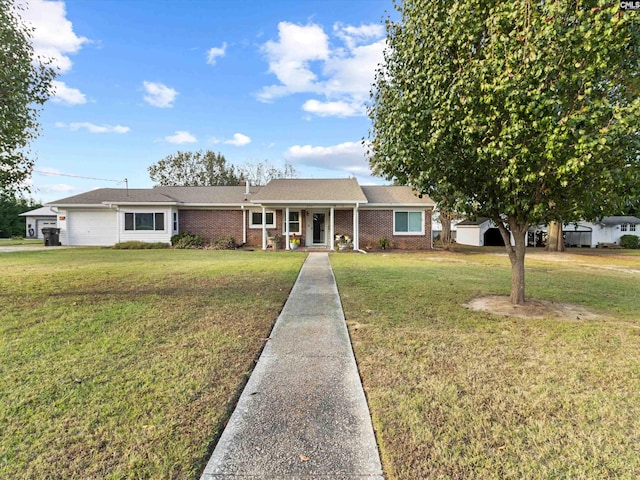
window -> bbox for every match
[249,210,275,228]
[631,224,637,232]
[124,212,164,231]
[621,223,628,232]
[285,211,301,234]
[394,210,424,235]
[173,212,178,231]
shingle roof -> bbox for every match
[361,186,435,206]
[250,178,368,203]
[18,206,57,217]
[599,216,640,225]
[457,217,491,226]
[47,186,263,206]
[48,188,177,205]
[154,186,261,204]
[46,180,437,208]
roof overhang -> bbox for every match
[362,203,435,208]
[250,200,368,206]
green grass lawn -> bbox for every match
[4,247,639,479]
[0,238,43,246]
[331,250,640,479]
[0,248,305,479]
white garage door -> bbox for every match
[67,210,118,246]
[35,219,57,239]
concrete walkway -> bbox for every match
[200,252,383,479]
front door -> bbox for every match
[313,213,325,244]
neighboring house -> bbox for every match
[45,178,435,249]
[555,216,640,248]
[456,215,640,248]
[18,206,58,239]
[456,218,516,246]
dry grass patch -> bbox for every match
[465,295,603,320]
[332,250,640,479]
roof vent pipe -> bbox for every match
[245,181,250,195]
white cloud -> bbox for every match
[50,80,86,105]
[224,133,251,146]
[165,131,197,144]
[258,22,330,101]
[284,141,371,174]
[258,21,385,117]
[143,81,178,108]
[302,99,363,117]
[207,42,227,65]
[333,23,384,50]
[19,0,89,73]
[55,122,130,133]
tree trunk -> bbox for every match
[440,210,452,247]
[546,221,565,252]
[496,220,529,305]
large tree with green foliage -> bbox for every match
[1,0,56,194]
[368,0,639,304]
[148,150,243,186]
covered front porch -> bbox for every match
[254,205,361,251]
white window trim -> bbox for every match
[283,210,302,235]
[123,211,166,232]
[393,209,425,235]
[249,209,276,229]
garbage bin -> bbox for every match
[42,227,61,246]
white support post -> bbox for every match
[353,203,359,250]
[285,207,290,250]
[242,208,247,245]
[329,207,335,250]
[261,206,267,250]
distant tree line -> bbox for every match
[0,194,40,238]
[148,150,296,187]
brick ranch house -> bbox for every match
[46,178,435,250]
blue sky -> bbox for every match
[19,0,397,203]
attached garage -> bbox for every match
[62,209,117,246]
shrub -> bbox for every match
[210,237,237,250]
[620,234,640,249]
[171,232,204,249]
[113,241,169,250]
[378,237,390,250]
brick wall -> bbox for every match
[179,207,432,249]
[179,210,243,243]
[334,210,354,238]
[359,209,432,250]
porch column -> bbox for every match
[261,206,267,250]
[329,207,335,250]
[242,208,247,244]
[353,203,359,250]
[285,207,290,250]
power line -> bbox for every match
[34,170,126,184]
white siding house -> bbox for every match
[18,206,57,239]
[587,216,640,247]
[458,216,640,249]
[48,189,180,246]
